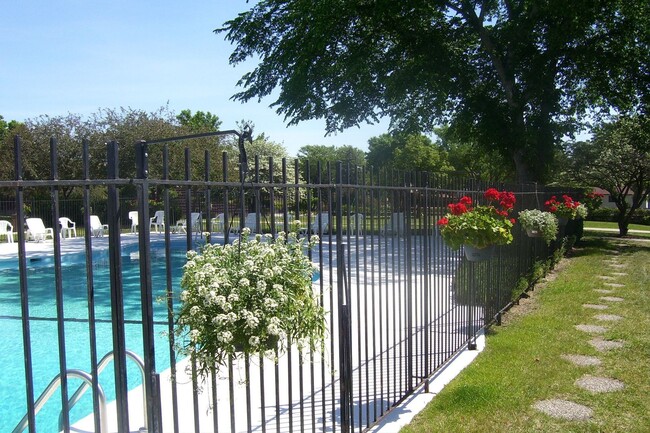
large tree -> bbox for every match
[567,115,650,236]
[219,0,648,183]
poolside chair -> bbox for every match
[0,220,14,243]
[300,212,329,236]
[89,215,109,237]
[25,218,54,242]
[128,211,139,233]
[211,213,225,233]
[382,212,405,235]
[348,213,364,235]
[230,213,259,234]
[59,217,77,239]
[150,210,165,233]
[190,212,202,235]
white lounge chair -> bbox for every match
[128,211,139,233]
[150,210,165,233]
[348,213,364,235]
[300,212,329,235]
[190,212,202,235]
[211,213,225,233]
[89,215,108,237]
[59,217,77,239]
[382,212,405,235]
[26,218,54,242]
[230,213,259,234]
[0,220,14,243]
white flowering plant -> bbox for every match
[518,209,559,244]
[175,224,325,377]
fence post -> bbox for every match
[135,140,163,432]
[107,140,131,431]
[336,161,353,433]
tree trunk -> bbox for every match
[512,148,534,184]
[617,217,629,237]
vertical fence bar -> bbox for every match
[82,138,102,433]
[107,140,130,432]
[14,135,36,433]
[136,140,163,432]
[337,161,353,433]
[49,137,71,432]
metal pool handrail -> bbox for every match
[60,349,147,432]
[12,369,108,433]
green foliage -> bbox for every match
[219,1,648,183]
[176,109,222,132]
[366,132,453,174]
[566,115,650,235]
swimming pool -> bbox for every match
[0,240,188,432]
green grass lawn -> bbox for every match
[583,220,650,232]
[401,234,650,433]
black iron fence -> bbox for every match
[0,133,579,433]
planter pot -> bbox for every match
[234,334,280,353]
[463,244,495,262]
[557,217,568,226]
[526,228,543,238]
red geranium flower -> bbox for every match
[437,217,449,226]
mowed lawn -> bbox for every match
[401,235,650,433]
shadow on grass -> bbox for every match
[580,234,650,255]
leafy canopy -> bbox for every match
[219,0,649,182]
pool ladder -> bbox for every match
[12,350,147,433]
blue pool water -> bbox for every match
[0,240,188,432]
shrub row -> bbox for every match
[587,207,650,225]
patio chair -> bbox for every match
[0,220,14,243]
[150,210,165,233]
[230,213,259,234]
[25,218,54,242]
[299,212,329,236]
[190,212,202,234]
[348,213,364,235]
[211,213,225,233]
[128,211,139,233]
[59,217,77,239]
[89,215,109,237]
[382,212,405,235]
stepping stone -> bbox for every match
[608,264,626,269]
[589,338,624,352]
[597,275,615,280]
[611,272,628,276]
[604,283,625,288]
[575,375,625,393]
[583,304,609,310]
[594,314,623,322]
[575,324,608,334]
[600,296,624,302]
[561,354,602,366]
[594,289,614,294]
[532,399,593,420]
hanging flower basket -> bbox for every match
[544,195,588,222]
[463,244,495,261]
[437,188,517,252]
[526,228,543,237]
[518,209,559,244]
[175,223,326,377]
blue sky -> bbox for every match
[1,1,389,156]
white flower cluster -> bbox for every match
[175,225,326,377]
